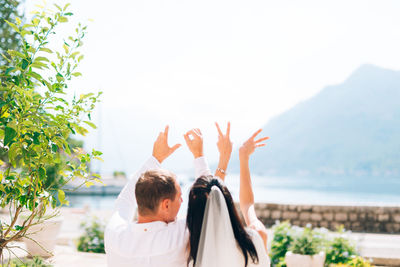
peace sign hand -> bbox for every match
[152,125,181,163]
[239,129,269,160]
[215,122,233,161]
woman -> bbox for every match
[186,123,270,267]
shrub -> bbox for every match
[270,222,372,267]
[270,221,293,267]
[289,225,324,256]
[325,227,357,266]
[1,256,52,267]
[330,256,373,267]
[76,217,105,253]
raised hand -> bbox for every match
[239,128,269,250]
[215,122,232,180]
[152,125,181,163]
[239,129,269,161]
[215,122,233,161]
[183,128,203,159]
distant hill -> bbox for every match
[233,64,400,177]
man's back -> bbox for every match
[105,218,188,267]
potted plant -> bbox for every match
[20,211,64,258]
[285,226,325,267]
[0,3,102,260]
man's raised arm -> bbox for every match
[113,125,181,222]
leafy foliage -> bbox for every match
[0,3,101,257]
[270,221,293,267]
[270,222,371,267]
[1,256,52,267]
[0,0,24,67]
[289,226,323,256]
[76,217,105,253]
[325,226,357,265]
[331,256,373,267]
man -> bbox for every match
[104,126,211,267]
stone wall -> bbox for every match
[253,203,400,233]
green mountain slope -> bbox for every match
[244,64,400,177]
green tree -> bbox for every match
[0,3,102,259]
[0,0,24,67]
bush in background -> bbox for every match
[270,221,370,267]
[76,217,105,253]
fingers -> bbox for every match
[170,143,181,153]
[183,133,191,144]
[215,122,223,137]
[255,136,269,143]
[255,143,266,148]
[194,128,202,136]
[226,121,230,137]
[164,125,169,137]
[250,129,262,140]
[186,129,201,139]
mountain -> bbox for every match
[235,64,400,177]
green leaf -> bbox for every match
[5,67,15,75]
[83,121,97,129]
[15,225,24,231]
[31,62,48,70]
[4,127,17,146]
[63,44,69,54]
[54,4,62,11]
[56,73,64,82]
[8,143,19,168]
[65,12,73,16]
[7,50,25,58]
[22,24,35,30]
[64,3,71,10]
[15,17,22,26]
[71,72,82,77]
[34,56,49,62]
[5,20,19,33]
[92,149,103,156]
[21,59,29,70]
[38,167,46,180]
[58,189,69,205]
[40,47,53,54]
[33,132,40,145]
[51,144,58,153]
[85,181,94,187]
[59,17,68,23]
[28,72,43,81]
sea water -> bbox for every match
[67,174,400,210]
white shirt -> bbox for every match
[105,156,211,267]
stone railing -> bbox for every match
[252,203,400,233]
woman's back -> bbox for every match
[188,228,270,267]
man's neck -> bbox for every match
[137,214,165,224]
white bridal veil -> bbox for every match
[194,186,244,267]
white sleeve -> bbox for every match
[246,229,271,267]
[105,156,161,252]
[193,156,211,178]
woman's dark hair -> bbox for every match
[186,175,259,266]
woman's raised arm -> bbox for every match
[239,129,269,250]
[214,122,233,181]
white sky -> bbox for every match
[24,0,400,173]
